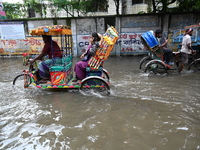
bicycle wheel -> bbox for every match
[145,60,167,75]
[194,59,200,70]
[13,74,32,88]
[139,55,153,71]
[102,69,110,82]
[80,76,110,96]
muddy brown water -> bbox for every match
[0,56,200,150]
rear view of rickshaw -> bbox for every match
[13,25,119,96]
[140,31,200,75]
[140,31,180,75]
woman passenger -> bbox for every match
[73,32,102,84]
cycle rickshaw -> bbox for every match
[140,31,200,74]
[13,25,119,96]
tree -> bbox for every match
[113,0,120,15]
[49,0,74,17]
[23,0,47,18]
[3,2,25,19]
[151,0,176,13]
[176,0,200,12]
[49,0,108,17]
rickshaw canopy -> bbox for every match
[29,25,72,36]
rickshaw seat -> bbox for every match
[50,55,73,72]
[86,66,103,77]
[49,55,73,85]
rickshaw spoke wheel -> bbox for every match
[80,77,110,96]
[139,55,153,71]
[102,69,110,82]
[194,59,200,70]
[13,74,32,88]
[145,61,167,75]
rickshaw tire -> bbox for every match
[194,59,200,70]
[145,61,167,74]
[80,76,110,96]
[13,74,32,88]
[139,56,153,70]
[102,69,110,82]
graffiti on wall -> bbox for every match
[3,28,200,56]
[0,37,42,55]
[116,32,146,54]
[0,36,61,56]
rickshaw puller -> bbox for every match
[29,35,62,83]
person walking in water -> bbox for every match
[178,28,194,73]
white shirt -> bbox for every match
[181,34,192,54]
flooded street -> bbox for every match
[0,56,200,150]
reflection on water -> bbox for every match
[0,57,200,150]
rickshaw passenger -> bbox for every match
[73,32,102,83]
[155,29,173,65]
[30,35,62,83]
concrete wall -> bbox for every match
[0,12,200,57]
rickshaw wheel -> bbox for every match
[13,74,32,88]
[194,59,200,70]
[80,76,110,96]
[145,61,167,75]
[139,55,153,71]
[102,69,110,82]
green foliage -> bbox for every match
[3,2,25,19]
[49,0,73,16]
[3,0,48,19]
[176,0,200,11]
[85,0,108,12]
[48,0,108,17]
[2,0,114,18]
[150,0,200,13]
[24,0,47,17]
[151,0,177,13]
[137,11,145,14]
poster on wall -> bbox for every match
[0,22,25,39]
[77,34,90,55]
[0,0,6,19]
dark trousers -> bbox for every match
[163,48,172,63]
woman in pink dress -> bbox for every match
[73,32,102,83]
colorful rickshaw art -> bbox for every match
[13,25,119,96]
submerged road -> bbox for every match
[0,56,200,150]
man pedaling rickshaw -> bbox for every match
[29,35,62,83]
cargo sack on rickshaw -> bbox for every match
[88,26,119,70]
[141,31,164,60]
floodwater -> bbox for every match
[0,56,200,150]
